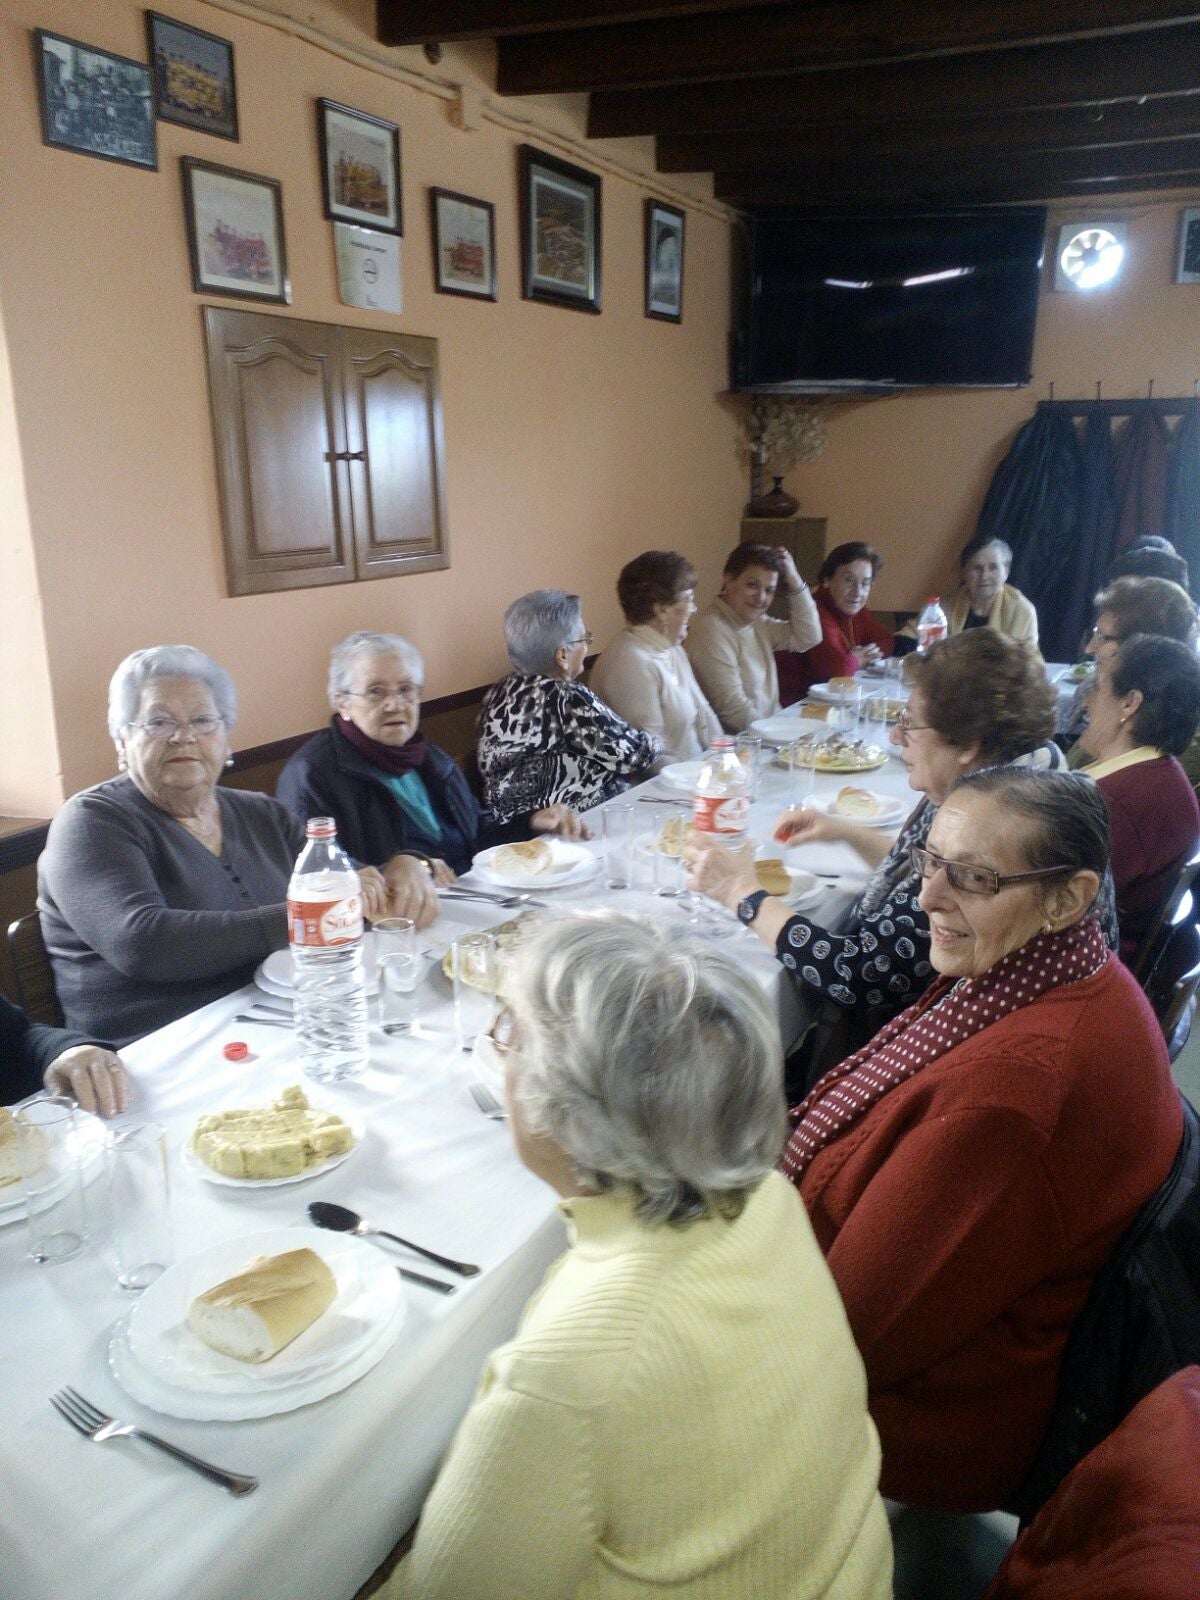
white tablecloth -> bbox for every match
[0,716,917,1600]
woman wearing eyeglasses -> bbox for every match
[686,632,1063,1071]
[388,913,893,1599]
[38,645,377,1045]
[781,767,1182,1514]
[477,590,660,821]
[278,631,588,929]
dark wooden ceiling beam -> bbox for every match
[500,2,1200,97]
[659,96,1200,173]
[375,0,790,47]
[589,25,1200,137]
[715,136,1200,207]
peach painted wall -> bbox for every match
[0,0,739,811]
[789,193,1200,613]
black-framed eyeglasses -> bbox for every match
[129,715,224,741]
[910,844,1075,898]
[343,684,422,705]
[895,708,931,739]
[487,1003,517,1055]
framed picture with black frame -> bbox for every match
[518,145,601,314]
[431,188,497,301]
[1176,207,1200,285]
[317,99,402,236]
[34,29,157,171]
[644,199,685,323]
[181,157,289,305]
[146,12,238,141]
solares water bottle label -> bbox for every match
[287,894,363,947]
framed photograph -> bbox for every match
[147,12,238,141]
[430,188,497,301]
[1176,208,1200,285]
[519,145,601,313]
[645,199,685,322]
[34,29,156,171]
[318,100,401,236]
[181,157,289,304]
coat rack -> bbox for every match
[1036,380,1199,419]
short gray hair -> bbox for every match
[504,912,787,1225]
[107,646,237,738]
[327,631,424,707]
[961,537,1013,571]
[503,590,583,676]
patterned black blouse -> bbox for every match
[478,672,661,822]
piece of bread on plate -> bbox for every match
[754,859,791,895]
[491,838,554,876]
[833,785,884,819]
[187,1247,337,1363]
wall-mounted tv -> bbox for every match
[733,208,1046,393]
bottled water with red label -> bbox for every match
[287,817,368,1083]
[916,595,948,654]
[692,738,751,849]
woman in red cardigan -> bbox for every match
[777,541,895,705]
[1075,632,1200,965]
[780,767,1183,1513]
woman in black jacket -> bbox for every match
[1,995,129,1114]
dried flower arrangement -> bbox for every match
[741,396,828,486]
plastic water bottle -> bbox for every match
[916,595,948,654]
[692,737,751,850]
[287,817,368,1084]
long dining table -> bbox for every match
[0,709,919,1600]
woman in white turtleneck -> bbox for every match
[589,550,721,765]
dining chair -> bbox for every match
[1131,844,1200,986]
[6,912,63,1028]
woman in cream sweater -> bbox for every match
[589,551,721,764]
[390,913,892,1600]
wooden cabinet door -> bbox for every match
[204,308,353,596]
[339,327,449,580]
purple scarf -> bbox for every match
[334,715,429,775]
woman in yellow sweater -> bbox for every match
[390,913,891,1600]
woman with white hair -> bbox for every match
[477,590,660,821]
[948,538,1039,643]
[38,646,387,1045]
[389,913,892,1600]
[278,631,588,928]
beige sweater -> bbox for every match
[686,589,821,732]
[389,1172,892,1600]
[590,625,721,764]
[946,583,1039,645]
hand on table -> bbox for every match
[356,867,391,923]
[531,805,594,841]
[381,854,443,930]
[851,644,883,669]
[681,835,759,913]
[44,1046,130,1118]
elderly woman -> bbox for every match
[1075,634,1200,964]
[684,543,820,731]
[389,913,892,1599]
[1,996,129,1116]
[780,767,1183,1513]
[477,590,660,821]
[589,551,721,763]
[37,646,383,1046]
[777,541,895,706]
[686,631,1062,1060]
[278,632,587,928]
[946,538,1039,643]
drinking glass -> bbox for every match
[653,805,690,897]
[16,1096,87,1265]
[864,694,891,747]
[603,804,636,889]
[787,734,820,808]
[734,734,763,800]
[885,655,906,689]
[451,932,498,1052]
[827,683,862,737]
[107,1121,172,1292]
[372,916,417,973]
[380,951,424,1036]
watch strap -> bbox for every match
[737,889,771,926]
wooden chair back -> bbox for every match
[5,913,63,1028]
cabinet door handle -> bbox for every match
[324,450,366,462]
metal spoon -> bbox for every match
[307,1201,480,1277]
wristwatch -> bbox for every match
[736,889,770,926]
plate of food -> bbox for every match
[259,936,380,997]
[440,912,542,993]
[1059,661,1094,684]
[806,677,864,703]
[803,786,907,828]
[858,696,908,724]
[751,856,823,910]
[471,838,598,889]
[0,1102,107,1225]
[182,1086,361,1188]
[112,1228,405,1419]
[772,734,889,774]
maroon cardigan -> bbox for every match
[1096,754,1200,965]
[776,585,895,706]
[795,955,1182,1512]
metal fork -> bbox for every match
[468,1080,506,1120]
[49,1387,258,1496]
[438,887,546,910]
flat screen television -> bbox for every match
[733,209,1046,392]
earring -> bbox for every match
[225,756,234,769]
[1041,921,1053,935]
[117,754,127,772]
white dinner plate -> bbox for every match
[805,681,864,703]
[655,760,706,795]
[0,1106,107,1226]
[252,965,296,1002]
[749,713,828,746]
[471,840,599,890]
[113,1228,405,1418]
[180,1111,365,1190]
[801,791,907,829]
[260,935,380,997]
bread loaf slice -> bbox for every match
[491,838,554,876]
[187,1248,337,1363]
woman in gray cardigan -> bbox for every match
[38,646,389,1046]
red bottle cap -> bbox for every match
[223,1041,250,1061]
